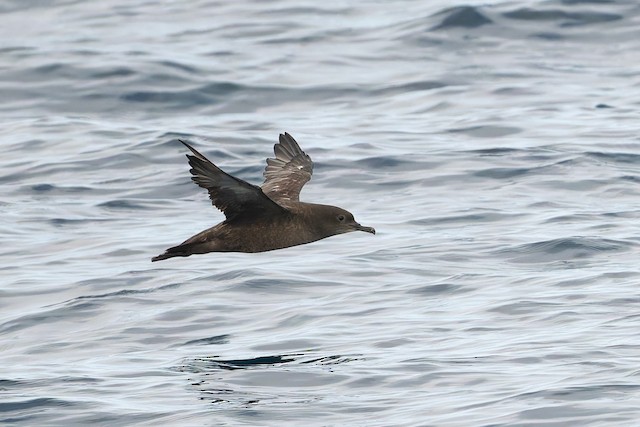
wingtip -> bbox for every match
[281,132,295,141]
[178,138,193,150]
[279,132,296,142]
[179,139,209,163]
[276,132,304,158]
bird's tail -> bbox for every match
[151,244,192,262]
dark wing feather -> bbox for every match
[180,140,287,221]
[261,132,313,202]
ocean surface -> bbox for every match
[2,0,640,425]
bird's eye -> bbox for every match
[337,214,345,222]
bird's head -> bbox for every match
[317,205,376,236]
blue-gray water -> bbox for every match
[2,0,640,425]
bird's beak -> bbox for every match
[355,223,376,234]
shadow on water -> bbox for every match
[176,352,361,405]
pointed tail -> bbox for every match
[151,244,192,262]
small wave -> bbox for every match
[355,156,412,169]
[447,125,522,138]
[407,283,467,296]
[0,397,76,413]
[503,8,622,27]
[432,6,492,30]
[183,335,231,346]
[89,67,136,79]
[585,151,640,164]
[498,237,630,263]
[97,199,151,210]
[411,211,522,226]
[120,89,211,105]
[30,184,93,194]
[473,167,533,179]
[373,80,447,95]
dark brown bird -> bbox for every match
[152,133,375,261]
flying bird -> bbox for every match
[152,133,375,261]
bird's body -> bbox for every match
[152,133,374,261]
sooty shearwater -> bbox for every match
[152,132,375,261]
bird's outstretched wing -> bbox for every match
[261,132,313,202]
[180,140,287,221]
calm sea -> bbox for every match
[2,0,639,425]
